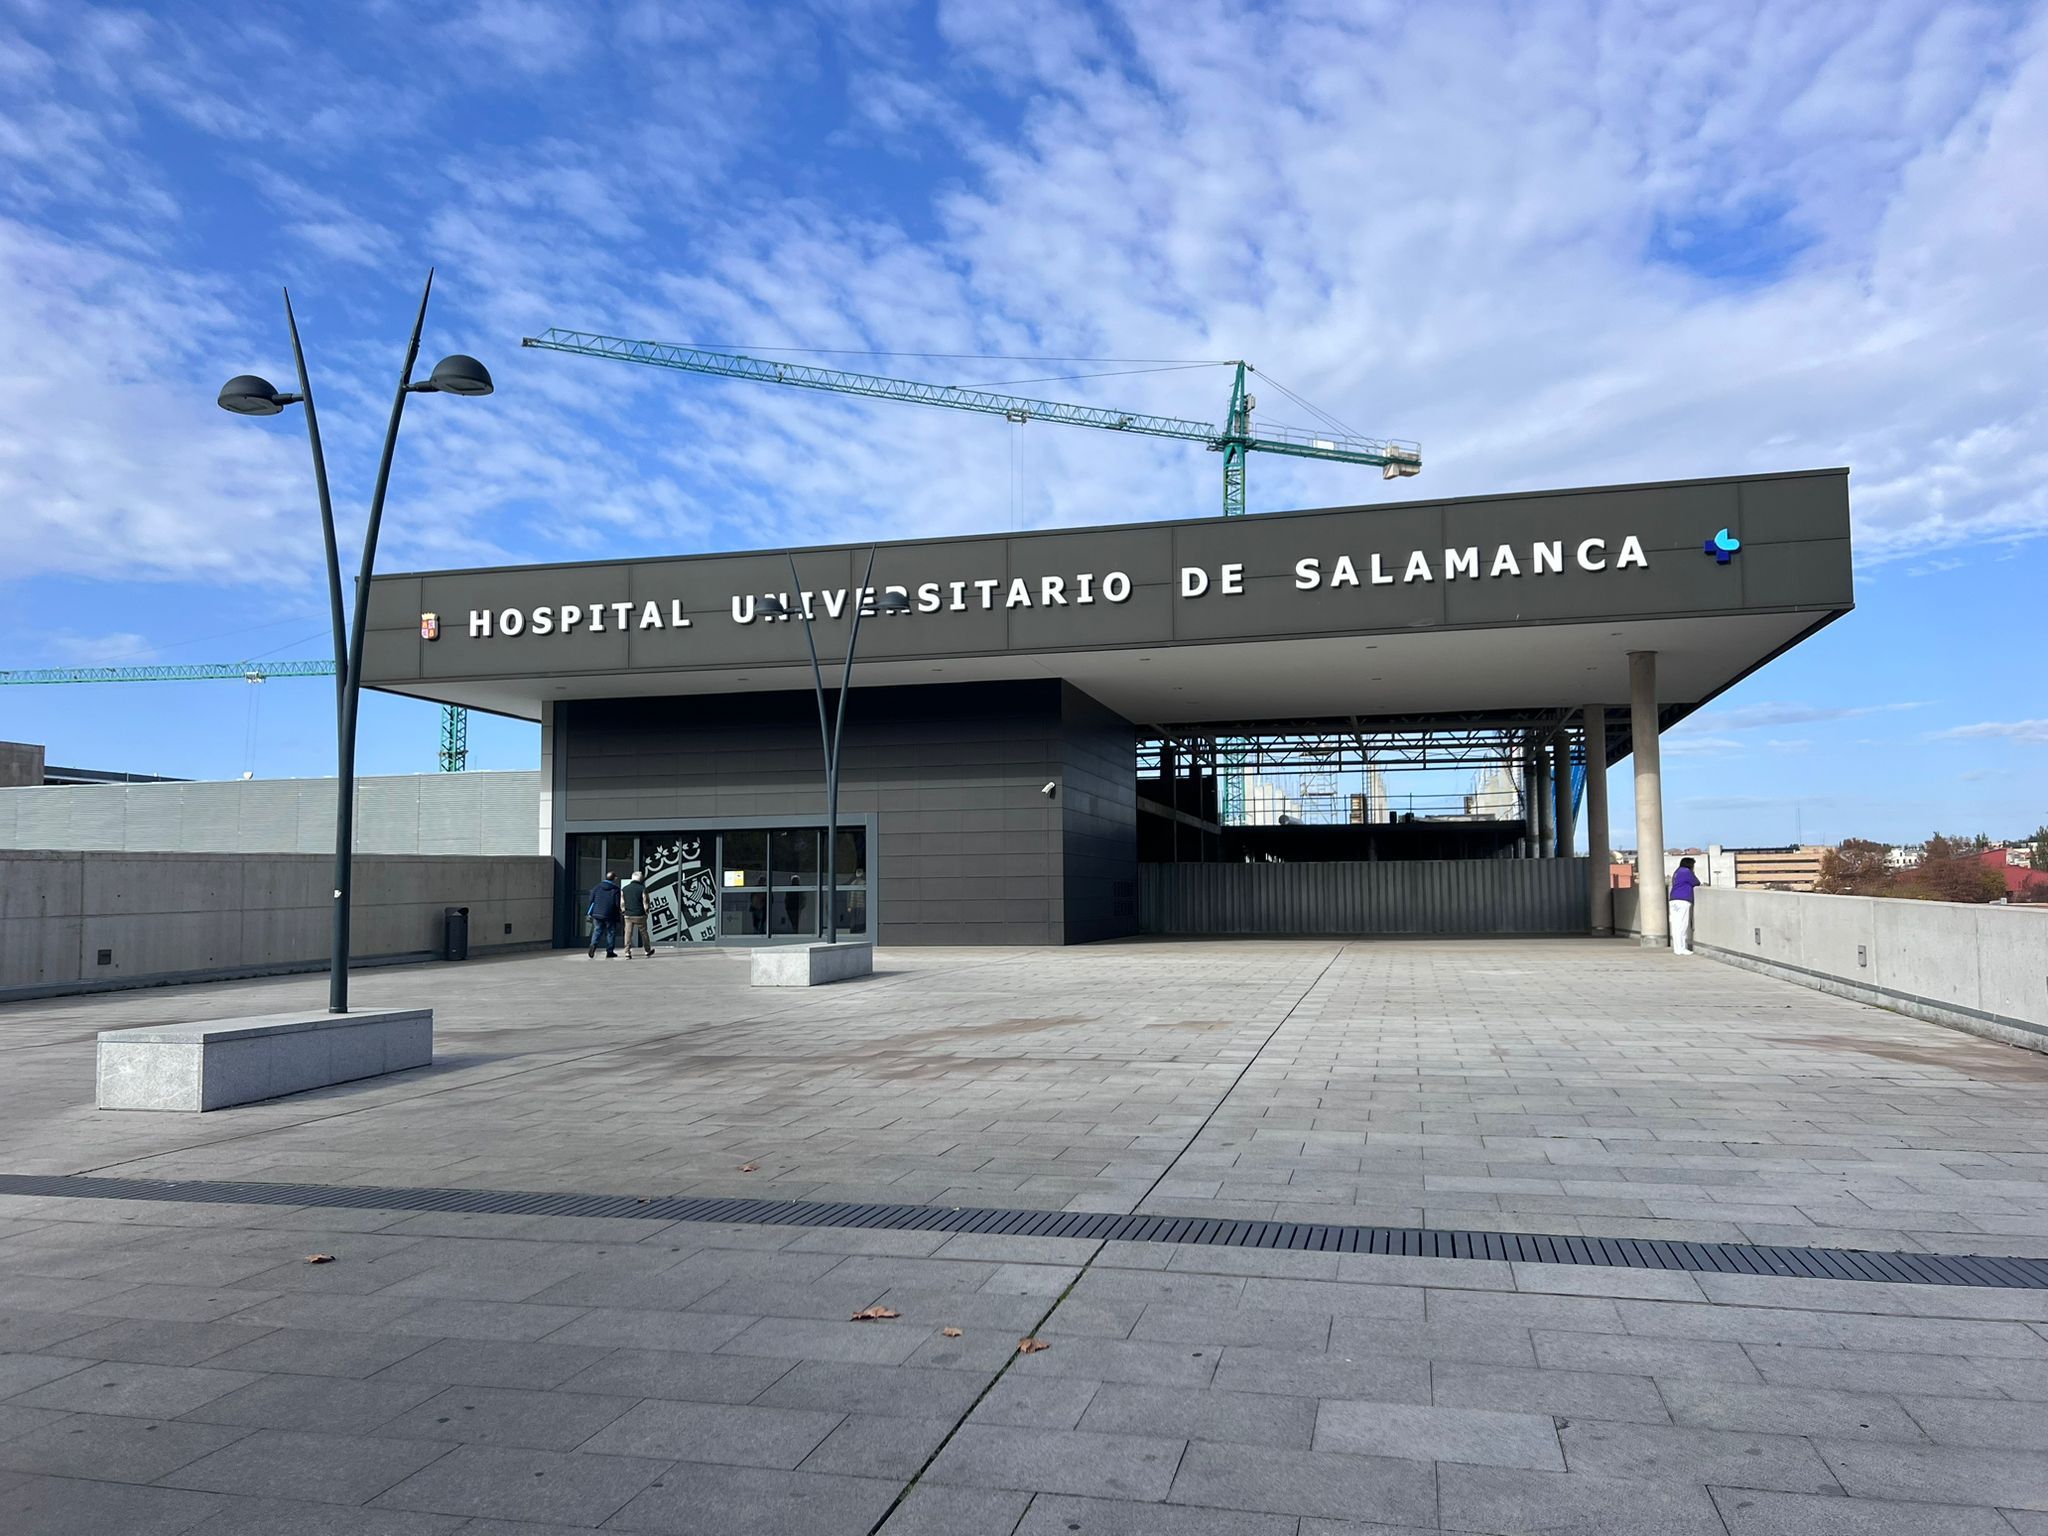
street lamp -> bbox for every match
[757,552,910,944]
[218,270,491,1013]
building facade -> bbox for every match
[364,469,1855,948]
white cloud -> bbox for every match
[1933,720,2048,744]
[1695,700,1930,730]
[2,0,2045,592]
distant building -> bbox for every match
[2006,845,2035,869]
[1240,778,1303,826]
[1459,766,1521,821]
[1705,843,1830,892]
[1346,769,1390,824]
[0,740,184,789]
[1885,844,1923,870]
[1974,847,2048,899]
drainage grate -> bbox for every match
[4,1172,2043,1289]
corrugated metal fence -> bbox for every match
[1140,859,1591,935]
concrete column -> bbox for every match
[1534,747,1555,857]
[1629,651,1669,947]
[1550,732,1573,858]
[1583,705,1612,934]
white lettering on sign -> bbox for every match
[455,534,1659,647]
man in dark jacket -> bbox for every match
[620,869,654,958]
[586,873,623,959]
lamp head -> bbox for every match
[419,354,494,396]
[217,374,291,416]
[875,591,912,613]
[755,596,790,618]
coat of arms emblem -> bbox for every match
[420,612,440,640]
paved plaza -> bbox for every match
[6,937,2048,1532]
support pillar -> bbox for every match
[1521,745,1541,857]
[1629,652,1669,947]
[1583,705,1611,935]
[1535,746,1555,857]
[1550,732,1573,858]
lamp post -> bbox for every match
[218,271,492,1012]
[757,549,909,944]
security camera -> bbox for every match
[1040,781,1057,798]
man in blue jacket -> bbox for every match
[1669,856,1700,955]
[586,873,623,959]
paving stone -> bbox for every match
[1508,1263,1708,1301]
[993,1338,1219,1388]
[1817,1439,2048,1510]
[1212,1345,1430,1402]
[1427,1289,1625,1333]
[1318,1400,1564,1469]
[1437,1463,1729,1534]
[928,1424,1186,1501]
[163,1426,455,1505]
[799,1412,951,1478]
[0,1310,110,1353]
[970,1374,1101,1430]
[540,1305,754,1352]
[1079,1383,1315,1447]
[1708,1485,2015,1536]
[181,1495,466,1532]
[755,1360,989,1419]
[46,1318,277,1368]
[1166,1441,1437,1524]
[583,1397,844,1467]
[1659,1379,1925,1441]
[370,1337,616,1390]
[371,1442,669,1524]
[1750,1344,2005,1397]
[0,1412,249,1483]
[555,1346,796,1404]
[378,1384,638,1450]
[1533,1330,1763,1382]
[716,1315,929,1366]
[180,1373,441,1435]
[876,1482,1032,1535]
[602,1460,901,1534]
[8,1360,257,1418]
[202,1327,435,1379]
[1236,1277,1423,1319]
[0,1353,92,1397]
[1129,1303,1333,1350]
[1431,1361,1670,1423]
[1559,1419,1839,1492]
[1017,1492,1297,1534]
[1330,1317,1538,1366]
[0,1474,225,1536]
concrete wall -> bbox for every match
[0,770,540,856]
[1612,884,2048,1048]
[0,741,45,789]
[1,849,553,998]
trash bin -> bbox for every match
[443,906,470,962]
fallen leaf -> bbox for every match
[1017,1336,1049,1353]
[942,1327,963,1338]
[305,1254,336,1265]
[738,1162,759,1173]
[851,1305,900,1322]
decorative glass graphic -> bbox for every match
[644,837,719,944]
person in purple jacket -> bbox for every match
[1669,856,1700,955]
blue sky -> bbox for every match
[1,0,2043,848]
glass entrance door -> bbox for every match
[570,826,867,947]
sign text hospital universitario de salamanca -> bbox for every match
[458,535,1652,640]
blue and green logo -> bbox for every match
[1703,528,1740,564]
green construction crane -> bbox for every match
[0,661,471,773]
[521,330,1420,518]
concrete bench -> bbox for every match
[750,940,873,987]
[96,1008,433,1112]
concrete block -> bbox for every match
[751,940,874,987]
[97,1007,433,1111]
[1874,897,1984,1014]
[1977,907,2048,1030]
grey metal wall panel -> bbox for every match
[124,785,181,850]
[1140,859,1591,935]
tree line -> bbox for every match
[1815,829,2048,904]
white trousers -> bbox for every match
[1669,899,1694,954]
